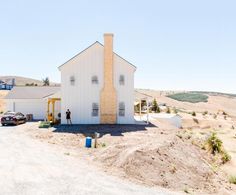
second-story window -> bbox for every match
[119,75,125,85]
[92,75,98,84]
[70,76,75,86]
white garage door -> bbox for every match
[14,101,46,120]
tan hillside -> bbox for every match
[135,89,236,117]
[0,76,59,86]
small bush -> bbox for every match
[202,111,208,116]
[207,133,223,155]
[221,151,231,164]
[213,114,217,119]
[192,111,196,116]
[39,121,51,128]
[222,111,227,115]
[173,107,178,114]
[166,107,171,114]
[229,176,236,184]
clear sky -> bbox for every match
[0,0,235,93]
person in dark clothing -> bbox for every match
[66,109,72,125]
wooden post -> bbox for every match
[52,100,55,123]
[47,100,50,121]
[146,99,149,124]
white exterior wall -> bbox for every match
[6,99,47,120]
[114,55,135,124]
[60,43,104,124]
[60,42,135,124]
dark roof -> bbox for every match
[58,41,137,70]
[5,86,60,99]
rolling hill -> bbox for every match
[0,76,59,86]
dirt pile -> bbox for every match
[94,133,232,194]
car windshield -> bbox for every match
[4,112,16,116]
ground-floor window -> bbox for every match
[119,102,125,116]
[92,103,99,116]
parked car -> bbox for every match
[1,112,26,126]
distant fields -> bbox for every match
[167,92,208,103]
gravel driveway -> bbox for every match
[0,124,175,195]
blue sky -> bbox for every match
[0,0,235,93]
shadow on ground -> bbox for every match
[52,123,158,138]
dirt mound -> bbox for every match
[94,135,232,194]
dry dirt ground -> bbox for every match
[22,117,236,195]
[0,124,174,195]
[2,89,236,194]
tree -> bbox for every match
[42,77,50,86]
[152,99,158,112]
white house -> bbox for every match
[5,34,136,124]
[59,34,136,124]
[5,86,60,120]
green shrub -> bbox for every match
[229,176,236,184]
[192,111,196,116]
[168,93,208,103]
[39,121,51,128]
[207,133,223,155]
[221,151,231,164]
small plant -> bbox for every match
[173,107,178,114]
[101,143,106,147]
[64,152,70,156]
[222,111,227,115]
[207,133,223,155]
[202,111,208,116]
[213,114,217,119]
[192,111,196,116]
[183,187,190,194]
[229,176,236,184]
[224,115,227,120]
[0,111,3,114]
[221,151,231,164]
[166,107,171,114]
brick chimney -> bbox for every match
[100,33,117,124]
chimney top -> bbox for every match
[104,33,114,37]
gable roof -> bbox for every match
[58,41,137,70]
[5,86,60,99]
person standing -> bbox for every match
[66,109,72,125]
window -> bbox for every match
[92,103,99,117]
[70,76,75,86]
[91,75,98,84]
[119,102,125,116]
[119,75,125,85]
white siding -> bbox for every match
[60,42,136,124]
[6,99,47,120]
[60,43,104,124]
[114,55,135,124]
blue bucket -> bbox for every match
[85,137,92,148]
